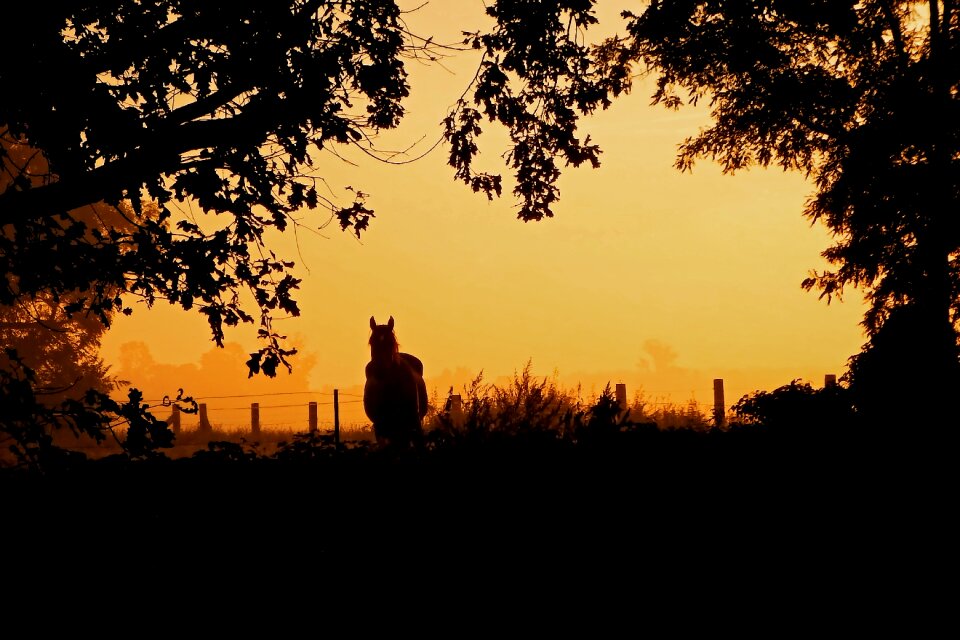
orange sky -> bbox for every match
[98,1,869,430]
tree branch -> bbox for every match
[879,1,907,62]
[0,93,315,225]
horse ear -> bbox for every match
[370,316,376,330]
[387,316,394,329]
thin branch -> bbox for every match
[879,1,908,62]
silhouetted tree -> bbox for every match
[0,293,116,403]
[0,1,626,465]
[1,1,624,372]
[621,1,960,425]
[1,137,189,460]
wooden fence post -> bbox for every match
[251,402,260,435]
[309,401,318,433]
[198,403,211,432]
[444,393,464,427]
[333,390,340,447]
[168,405,181,434]
[615,383,627,415]
[713,379,725,428]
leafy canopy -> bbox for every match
[1,1,625,375]
[621,0,960,416]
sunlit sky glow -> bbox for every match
[98,1,868,429]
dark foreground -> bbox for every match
[3,430,950,634]
[4,430,949,575]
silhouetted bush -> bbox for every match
[424,364,580,451]
[730,379,857,440]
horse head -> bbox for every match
[369,315,399,365]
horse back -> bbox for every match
[364,353,428,429]
[398,352,424,377]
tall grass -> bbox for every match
[426,364,580,440]
[425,361,713,448]
[626,390,713,431]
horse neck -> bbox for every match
[371,343,399,368]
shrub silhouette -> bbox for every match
[425,363,580,450]
[730,379,857,440]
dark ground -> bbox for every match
[5,433,948,574]
[2,435,950,633]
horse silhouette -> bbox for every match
[363,316,428,450]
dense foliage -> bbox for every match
[621,1,960,422]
